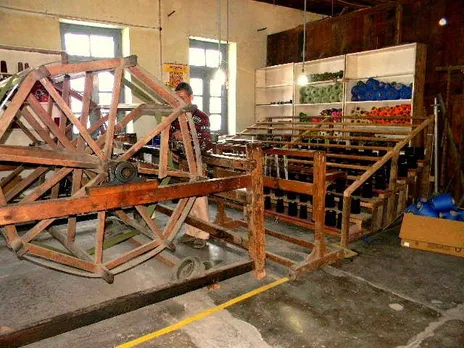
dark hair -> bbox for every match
[175,82,193,96]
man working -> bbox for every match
[170,82,212,153]
[170,82,212,248]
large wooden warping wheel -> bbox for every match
[0,56,205,282]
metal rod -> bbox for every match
[302,0,307,72]
[433,97,439,193]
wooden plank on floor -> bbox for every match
[0,260,254,348]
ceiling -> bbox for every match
[255,0,393,16]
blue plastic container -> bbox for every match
[439,210,462,221]
[431,193,455,212]
[417,202,439,218]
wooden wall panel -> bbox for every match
[267,0,464,198]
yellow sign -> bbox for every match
[163,63,189,89]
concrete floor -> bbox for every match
[1,210,463,348]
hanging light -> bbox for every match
[296,0,308,86]
[297,73,309,86]
[214,68,227,85]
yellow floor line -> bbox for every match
[116,276,290,348]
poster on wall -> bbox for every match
[163,63,189,88]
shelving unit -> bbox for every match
[254,43,426,136]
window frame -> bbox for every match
[60,23,122,61]
[60,23,124,133]
[189,38,228,133]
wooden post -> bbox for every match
[419,121,434,197]
[95,211,106,264]
[387,152,399,223]
[395,1,403,45]
[341,194,351,247]
[246,143,265,279]
[312,152,327,256]
[412,44,427,146]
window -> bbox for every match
[189,39,227,133]
[60,23,123,132]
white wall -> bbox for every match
[0,0,322,133]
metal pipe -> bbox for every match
[433,97,439,193]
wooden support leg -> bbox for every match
[290,152,344,277]
[311,151,327,255]
[246,143,265,279]
[95,211,106,264]
[213,198,229,225]
[379,192,389,227]
[419,122,434,197]
[0,189,22,251]
[341,194,351,247]
[387,152,399,224]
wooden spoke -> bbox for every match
[103,65,124,157]
[27,95,76,151]
[20,108,59,149]
[40,78,105,159]
[0,73,38,139]
[0,57,259,282]
[95,211,106,264]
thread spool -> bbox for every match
[431,193,455,212]
[335,178,346,193]
[325,210,337,227]
[287,191,297,200]
[288,202,298,217]
[417,202,439,218]
[399,86,410,99]
[276,199,285,213]
[458,209,464,221]
[398,163,409,177]
[299,205,308,219]
[338,197,344,211]
[415,147,425,160]
[405,204,419,214]
[386,87,399,100]
[264,196,272,210]
[365,89,376,101]
[406,156,418,169]
[361,181,373,198]
[439,210,461,221]
[364,148,374,156]
[274,189,284,198]
[299,194,309,203]
[376,89,386,100]
[263,187,271,195]
[351,198,361,214]
[405,147,415,157]
[325,194,336,208]
[366,78,380,89]
[337,212,343,229]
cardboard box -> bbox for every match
[399,214,464,258]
